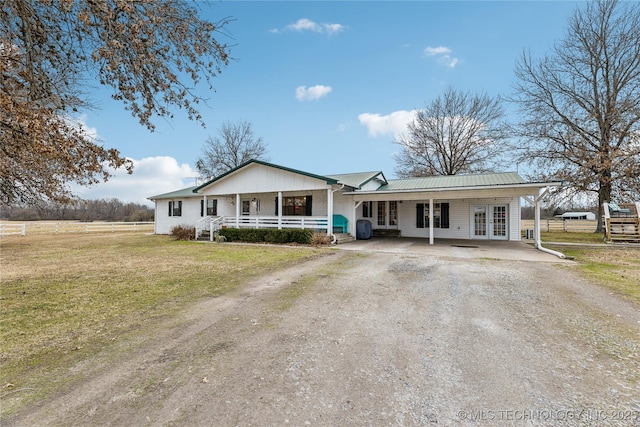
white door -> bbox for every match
[473,206,488,239]
[472,205,508,240]
[376,201,398,229]
[490,205,508,240]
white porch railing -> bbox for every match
[209,216,225,241]
[223,216,328,230]
[195,216,212,240]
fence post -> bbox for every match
[21,224,26,236]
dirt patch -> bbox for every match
[4,250,640,426]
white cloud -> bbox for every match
[70,156,198,206]
[358,110,417,138]
[271,18,347,35]
[424,45,459,68]
[424,46,451,56]
[295,85,333,101]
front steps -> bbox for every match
[372,229,401,238]
[334,233,355,244]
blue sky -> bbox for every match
[73,0,581,206]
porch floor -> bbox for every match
[336,237,570,263]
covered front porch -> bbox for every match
[195,188,348,241]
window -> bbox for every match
[389,201,398,226]
[200,199,217,216]
[242,200,250,215]
[416,202,449,229]
[377,202,386,226]
[168,200,182,217]
[281,196,312,216]
[362,201,373,218]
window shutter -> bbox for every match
[168,201,172,217]
[441,203,450,228]
[305,195,313,216]
[275,197,278,215]
[416,203,424,228]
[200,200,204,217]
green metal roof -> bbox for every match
[148,186,200,200]
[377,172,526,192]
[193,159,339,192]
[327,171,386,189]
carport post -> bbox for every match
[327,188,333,236]
[429,198,434,245]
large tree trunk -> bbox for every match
[596,179,612,233]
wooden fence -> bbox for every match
[521,219,597,233]
[0,221,154,237]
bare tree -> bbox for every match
[195,120,268,179]
[394,87,507,177]
[1,1,232,204]
[511,0,640,232]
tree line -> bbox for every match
[1,199,154,222]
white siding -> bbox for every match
[387,197,521,241]
[200,163,330,196]
[154,197,202,234]
[509,198,521,241]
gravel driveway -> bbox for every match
[8,241,640,426]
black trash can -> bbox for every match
[356,219,372,240]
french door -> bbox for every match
[377,201,398,229]
[472,205,508,240]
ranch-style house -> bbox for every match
[148,159,561,246]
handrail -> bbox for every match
[195,216,212,240]
[209,216,225,241]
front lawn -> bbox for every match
[0,233,327,413]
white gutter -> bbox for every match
[533,186,566,259]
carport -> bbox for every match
[345,173,562,249]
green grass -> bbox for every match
[537,230,640,305]
[553,247,640,305]
[0,233,329,413]
[540,231,606,244]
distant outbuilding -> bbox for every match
[555,212,596,220]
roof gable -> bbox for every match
[327,171,387,189]
[194,159,339,193]
[148,186,199,200]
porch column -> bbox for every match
[235,193,240,228]
[203,194,207,216]
[429,198,434,245]
[327,188,333,236]
[277,191,282,230]
[534,192,541,249]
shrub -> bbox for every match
[311,232,331,246]
[171,225,195,241]
[218,228,313,244]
